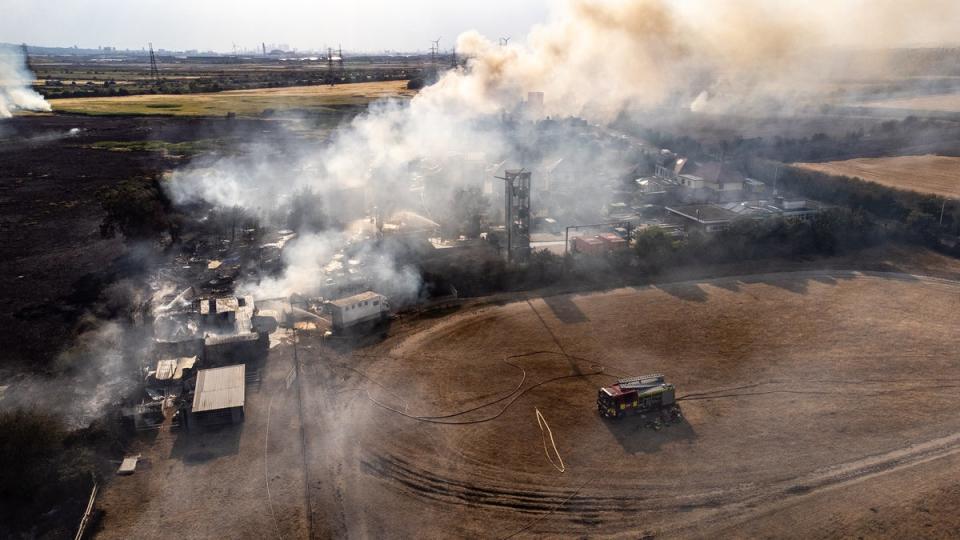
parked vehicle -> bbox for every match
[598,374,675,418]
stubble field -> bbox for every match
[296,270,960,538]
[793,154,960,198]
[47,80,414,117]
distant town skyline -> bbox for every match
[4,0,959,56]
[1,0,555,53]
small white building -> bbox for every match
[327,291,389,331]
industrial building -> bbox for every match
[665,197,824,232]
[185,364,246,429]
[501,169,532,264]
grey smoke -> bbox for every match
[0,320,138,428]
[166,0,960,302]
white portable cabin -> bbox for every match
[327,291,389,331]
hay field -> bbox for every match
[794,154,960,198]
[860,92,960,114]
[48,80,414,117]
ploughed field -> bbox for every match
[301,271,960,538]
[793,154,960,198]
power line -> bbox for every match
[148,42,159,82]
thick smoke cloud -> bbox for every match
[0,45,50,118]
[168,0,960,301]
[455,0,960,117]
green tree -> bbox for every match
[99,177,175,242]
[634,228,675,274]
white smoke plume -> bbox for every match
[451,0,960,118]
[0,45,50,118]
[168,0,960,301]
[0,320,139,428]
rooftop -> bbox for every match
[329,291,384,308]
[665,204,739,224]
[192,364,245,413]
[575,236,604,245]
[155,356,197,381]
[204,332,260,347]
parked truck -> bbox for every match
[598,374,676,418]
[326,291,389,332]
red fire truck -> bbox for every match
[598,374,676,418]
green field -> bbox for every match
[49,80,414,117]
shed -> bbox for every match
[189,365,245,428]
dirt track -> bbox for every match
[298,270,960,538]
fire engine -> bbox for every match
[598,374,676,418]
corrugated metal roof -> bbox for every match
[193,365,245,412]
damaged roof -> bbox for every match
[155,356,197,381]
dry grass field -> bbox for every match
[296,270,960,538]
[860,93,960,114]
[47,80,414,117]
[793,154,960,198]
[89,264,960,539]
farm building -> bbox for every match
[327,291,390,331]
[186,364,246,429]
[204,332,267,366]
[199,295,255,334]
[148,356,197,387]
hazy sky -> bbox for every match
[5,0,958,54]
[2,0,556,53]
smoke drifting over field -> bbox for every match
[0,321,139,428]
[169,0,960,299]
[0,46,50,118]
[453,0,960,117]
